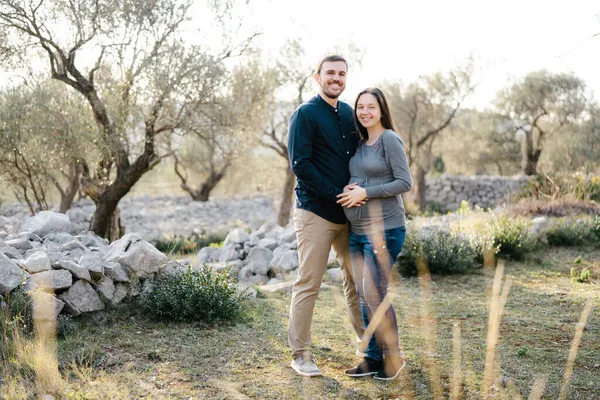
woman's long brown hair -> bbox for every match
[353,87,397,141]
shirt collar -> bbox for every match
[316,93,340,113]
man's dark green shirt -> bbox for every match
[288,94,359,224]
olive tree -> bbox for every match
[494,70,588,175]
[0,0,257,240]
[435,109,521,175]
[384,60,476,210]
[540,103,600,173]
[0,80,95,214]
[173,58,277,201]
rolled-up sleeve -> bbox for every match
[288,108,343,202]
[365,132,412,199]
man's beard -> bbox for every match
[323,85,343,99]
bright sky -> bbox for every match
[1,0,598,111]
[244,0,600,109]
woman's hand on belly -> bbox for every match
[337,185,368,208]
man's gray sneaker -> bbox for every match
[291,352,321,377]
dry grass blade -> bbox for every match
[527,374,549,400]
[481,259,512,398]
[358,293,392,352]
[450,322,462,400]
[559,299,594,400]
[416,256,443,399]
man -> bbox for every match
[287,55,365,377]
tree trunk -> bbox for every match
[412,164,427,211]
[191,184,213,202]
[494,160,504,176]
[87,157,154,241]
[90,193,125,242]
[58,162,82,213]
[521,149,541,176]
[277,167,296,226]
[185,167,228,202]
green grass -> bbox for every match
[3,247,600,399]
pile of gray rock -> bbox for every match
[0,194,276,243]
[425,175,529,212]
[197,222,341,287]
[0,211,194,318]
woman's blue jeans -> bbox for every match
[349,226,406,361]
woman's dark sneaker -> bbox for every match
[344,357,383,377]
[373,356,406,381]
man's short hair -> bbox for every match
[315,55,348,74]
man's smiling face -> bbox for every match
[315,60,347,100]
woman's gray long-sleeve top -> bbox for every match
[343,129,412,235]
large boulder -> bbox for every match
[223,228,250,247]
[59,280,104,316]
[254,222,278,239]
[94,277,116,303]
[257,280,295,294]
[196,247,217,264]
[76,233,109,252]
[60,240,86,252]
[0,253,24,294]
[22,211,74,238]
[26,269,72,291]
[104,262,130,282]
[236,284,257,299]
[218,245,241,262]
[156,260,188,279]
[246,247,273,275]
[5,237,33,251]
[1,246,22,259]
[104,233,168,274]
[112,283,129,304]
[56,260,91,282]
[78,252,105,280]
[23,251,52,274]
[207,260,243,275]
[269,250,299,274]
[278,226,297,244]
[264,226,285,241]
[258,238,278,250]
[0,216,11,231]
[44,232,75,246]
[238,265,268,285]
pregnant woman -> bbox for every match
[337,87,412,381]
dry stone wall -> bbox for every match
[425,175,528,211]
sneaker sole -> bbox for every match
[373,359,406,381]
[291,362,321,377]
[345,371,377,378]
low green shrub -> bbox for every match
[398,231,481,276]
[488,213,537,260]
[154,232,227,255]
[141,265,247,323]
[546,219,597,247]
[594,215,600,242]
[519,171,600,202]
[570,267,592,283]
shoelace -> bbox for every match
[298,353,314,365]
